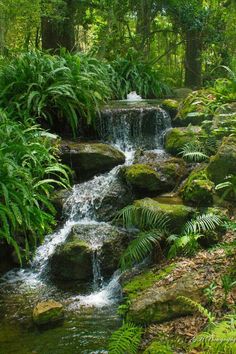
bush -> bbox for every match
[109,50,172,99]
[0,110,70,263]
[0,51,111,136]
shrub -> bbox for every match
[0,51,111,136]
[0,110,70,263]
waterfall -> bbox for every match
[1,103,171,308]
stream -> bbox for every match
[0,101,171,354]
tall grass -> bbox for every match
[0,110,70,263]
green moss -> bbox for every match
[135,198,194,232]
[123,264,176,300]
[164,127,201,155]
[181,168,215,206]
[124,164,161,191]
[161,99,179,119]
[143,341,174,354]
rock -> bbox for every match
[133,149,169,165]
[51,189,71,219]
[181,168,215,206]
[32,300,64,326]
[161,99,179,120]
[50,223,130,281]
[123,158,187,195]
[95,178,134,221]
[134,198,194,232]
[207,136,236,184]
[50,238,93,281]
[164,127,202,155]
[175,90,216,126]
[60,141,125,180]
[126,270,203,324]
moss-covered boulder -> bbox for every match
[123,159,187,195]
[207,136,236,184]
[123,164,162,192]
[164,127,202,155]
[33,300,64,326]
[175,90,216,126]
[173,88,192,99]
[50,238,93,281]
[181,168,215,206]
[60,141,125,180]
[134,198,194,232]
[161,99,179,120]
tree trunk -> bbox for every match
[184,30,203,88]
[41,0,76,52]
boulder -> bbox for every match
[164,127,202,156]
[207,136,236,184]
[50,238,93,281]
[134,198,194,232]
[181,168,215,206]
[50,223,130,281]
[123,248,230,324]
[51,188,71,219]
[60,141,125,180]
[95,178,134,221]
[123,158,187,195]
[173,88,192,99]
[161,99,179,120]
[32,300,64,326]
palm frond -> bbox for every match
[108,322,143,354]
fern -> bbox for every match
[180,141,209,162]
[177,296,216,324]
[120,230,163,270]
[108,322,143,354]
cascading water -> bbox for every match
[0,101,171,353]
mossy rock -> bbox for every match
[207,136,236,184]
[173,88,193,99]
[50,238,93,281]
[175,90,216,126]
[33,300,64,326]
[134,198,194,232]
[164,127,202,155]
[60,141,125,180]
[126,270,203,324]
[181,168,215,206]
[143,341,174,354]
[124,164,162,192]
[123,159,187,195]
[123,265,176,301]
[161,99,179,119]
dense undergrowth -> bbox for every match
[0,110,70,263]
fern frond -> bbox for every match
[177,296,216,324]
[108,322,143,354]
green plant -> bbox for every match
[0,110,70,263]
[108,322,143,354]
[204,282,217,305]
[109,50,172,99]
[221,275,236,306]
[215,175,236,201]
[177,296,216,325]
[0,51,111,136]
[168,213,222,258]
[192,315,236,354]
[115,205,169,270]
[180,141,209,162]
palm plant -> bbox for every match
[0,110,71,263]
[215,175,236,201]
